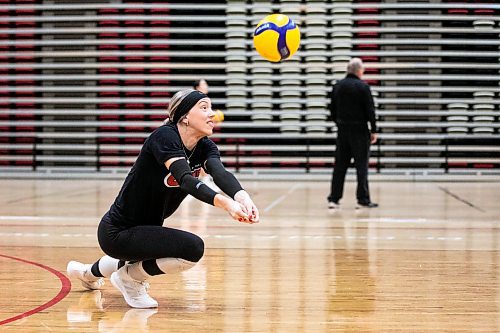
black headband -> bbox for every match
[171,90,208,123]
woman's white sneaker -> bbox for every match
[110,266,158,309]
[67,261,105,290]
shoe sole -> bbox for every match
[110,272,158,309]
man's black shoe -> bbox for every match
[356,202,378,209]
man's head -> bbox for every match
[193,79,209,95]
[347,58,364,78]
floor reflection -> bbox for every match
[67,291,157,333]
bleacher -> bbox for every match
[0,0,499,179]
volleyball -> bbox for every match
[253,14,301,63]
[213,110,224,123]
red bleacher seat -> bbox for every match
[356,20,380,27]
[280,162,301,168]
[99,20,120,27]
[360,56,380,62]
[98,44,120,51]
[15,9,36,16]
[15,22,36,29]
[149,43,169,50]
[124,33,145,39]
[149,33,170,39]
[14,56,36,63]
[150,103,167,110]
[14,102,35,109]
[15,68,36,75]
[473,164,494,169]
[150,56,170,62]
[355,8,379,14]
[14,33,35,39]
[123,56,145,62]
[150,91,170,98]
[474,9,494,15]
[150,79,170,86]
[99,91,120,98]
[98,8,119,15]
[99,68,120,75]
[357,31,379,38]
[356,44,379,50]
[150,20,170,27]
[149,68,170,75]
[124,8,145,15]
[150,113,167,121]
[124,21,145,28]
[364,68,380,74]
[99,56,120,63]
[125,91,146,98]
[124,79,144,86]
[15,44,36,51]
[150,8,170,15]
[99,79,120,86]
[447,9,468,15]
[98,33,120,39]
[124,44,145,51]
[15,91,35,98]
[124,67,145,74]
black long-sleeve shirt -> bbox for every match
[328,73,377,133]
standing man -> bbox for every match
[327,58,378,209]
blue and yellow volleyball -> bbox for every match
[253,14,301,63]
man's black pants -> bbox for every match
[328,126,371,204]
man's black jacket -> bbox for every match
[328,73,377,133]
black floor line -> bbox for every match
[438,186,485,213]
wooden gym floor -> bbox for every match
[0,178,499,332]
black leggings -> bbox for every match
[97,213,205,263]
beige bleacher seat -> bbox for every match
[473,19,495,30]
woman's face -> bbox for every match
[185,97,215,136]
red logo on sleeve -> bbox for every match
[164,168,202,187]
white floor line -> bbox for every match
[0,215,97,221]
[263,183,301,213]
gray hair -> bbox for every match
[347,58,364,75]
[167,89,196,121]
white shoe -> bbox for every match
[328,201,340,209]
[110,266,158,309]
[67,261,104,290]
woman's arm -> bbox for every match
[205,158,260,223]
[165,157,255,223]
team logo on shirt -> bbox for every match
[164,167,202,187]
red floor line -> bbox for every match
[0,253,72,326]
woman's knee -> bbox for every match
[185,235,204,262]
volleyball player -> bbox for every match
[67,89,259,308]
